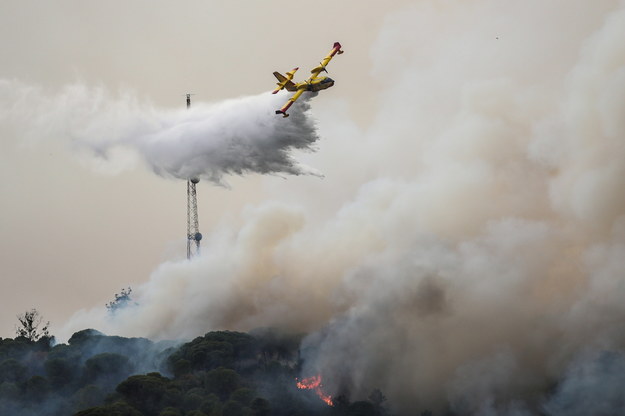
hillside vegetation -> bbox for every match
[0,329,388,416]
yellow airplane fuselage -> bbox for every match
[296,76,335,92]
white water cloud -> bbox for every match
[0,81,319,184]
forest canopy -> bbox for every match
[0,328,389,416]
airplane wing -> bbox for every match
[308,42,344,81]
[275,88,305,117]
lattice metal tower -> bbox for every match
[187,178,202,258]
[186,94,202,259]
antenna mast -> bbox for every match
[186,94,201,259]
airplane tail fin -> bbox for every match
[272,80,297,94]
[272,67,299,94]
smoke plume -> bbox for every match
[6,0,625,415]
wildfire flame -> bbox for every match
[296,375,334,406]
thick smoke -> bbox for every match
[0,82,319,184]
[18,0,625,415]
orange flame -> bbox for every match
[296,375,334,406]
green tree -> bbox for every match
[254,329,302,365]
[68,329,106,346]
[0,359,27,383]
[23,375,50,402]
[71,384,106,411]
[158,407,182,416]
[162,387,184,409]
[186,410,208,416]
[15,309,50,341]
[84,353,132,385]
[170,359,191,378]
[168,331,257,373]
[45,357,80,389]
[182,392,204,412]
[74,401,144,416]
[230,387,255,406]
[250,397,271,416]
[200,393,221,416]
[116,373,170,415]
[222,400,252,416]
[204,367,240,400]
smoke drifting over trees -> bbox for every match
[0,329,382,415]
[3,0,625,415]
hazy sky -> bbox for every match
[3,1,625,413]
[0,1,408,338]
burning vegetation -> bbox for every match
[296,375,334,406]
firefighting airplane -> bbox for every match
[272,41,344,117]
